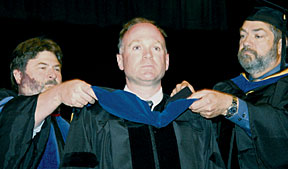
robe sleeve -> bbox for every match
[248,94,288,168]
[61,106,100,168]
[215,79,288,168]
[0,94,51,169]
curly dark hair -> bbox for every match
[10,37,63,91]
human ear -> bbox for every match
[165,53,169,71]
[116,54,124,70]
[277,39,282,56]
[13,69,23,85]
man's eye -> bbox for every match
[255,35,263,39]
[39,67,46,70]
[133,46,141,50]
[154,47,161,51]
[55,68,61,72]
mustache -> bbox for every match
[45,80,58,85]
[239,47,257,57]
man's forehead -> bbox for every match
[125,23,163,37]
[241,20,272,32]
[122,23,165,45]
[28,51,60,65]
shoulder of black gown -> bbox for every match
[0,94,51,168]
[0,88,17,100]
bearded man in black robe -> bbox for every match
[172,6,288,169]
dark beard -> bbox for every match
[20,73,43,95]
[19,73,58,95]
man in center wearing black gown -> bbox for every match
[61,17,225,169]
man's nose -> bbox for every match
[47,68,57,79]
[242,35,253,48]
[143,48,153,59]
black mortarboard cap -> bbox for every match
[246,6,286,34]
[246,0,287,70]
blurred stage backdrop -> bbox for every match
[0,0,286,93]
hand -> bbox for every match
[170,80,195,97]
[35,79,97,127]
[57,79,97,108]
[189,89,234,118]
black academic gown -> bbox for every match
[214,74,288,169]
[0,89,68,169]
[61,93,225,169]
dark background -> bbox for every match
[0,0,287,93]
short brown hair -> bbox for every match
[118,17,167,52]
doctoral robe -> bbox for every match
[61,91,225,169]
[214,71,288,169]
[0,89,69,169]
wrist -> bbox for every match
[224,96,238,118]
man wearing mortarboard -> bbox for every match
[172,1,288,169]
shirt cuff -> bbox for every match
[226,98,251,136]
[33,120,45,138]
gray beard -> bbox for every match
[237,45,278,76]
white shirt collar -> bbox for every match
[124,85,163,110]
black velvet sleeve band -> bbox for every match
[61,152,99,168]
